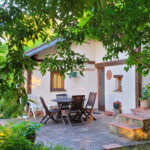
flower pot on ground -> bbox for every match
[139,84,150,108]
[140,99,149,108]
[113,101,121,110]
[113,101,122,116]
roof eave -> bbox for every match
[25,39,60,57]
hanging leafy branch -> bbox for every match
[0,0,149,117]
[40,40,88,77]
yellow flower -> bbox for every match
[6,128,10,131]
[0,132,4,137]
[0,140,4,144]
[6,128,11,135]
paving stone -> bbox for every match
[103,143,122,149]
[1,113,150,150]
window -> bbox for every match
[50,72,65,91]
[113,75,123,92]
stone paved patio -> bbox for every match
[0,112,149,150]
[32,113,146,150]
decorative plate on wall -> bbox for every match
[106,70,112,80]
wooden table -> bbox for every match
[52,98,72,104]
[52,98,72,123]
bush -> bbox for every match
[0,121,72,150]
[0,124,33,150]
[139,83,150,100]
[11,120,43,142]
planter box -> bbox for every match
[140,100,149,108]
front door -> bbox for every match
[98,68,105,111]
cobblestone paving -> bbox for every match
[0,113,149,150]
[33,113,146,150]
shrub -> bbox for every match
[11,120,43,142]
[0,124,33,150]
[139,83,150,100]
[0,121,72,150]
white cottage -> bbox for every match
[24,40,149,113]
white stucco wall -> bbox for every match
[142,73,150,87]
[31,64,98,108]
[71,40,95,61]
[105,65,136,113]
[94,41,128,63]
[94,41,106,63]
[28,41,98,108]
[25,40,138,113]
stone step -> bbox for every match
[116,113,150,128]
[131,108,150,116]
[109,122,148,140]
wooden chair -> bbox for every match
[56,94,67,99]
[56,94,69,110]
[83,92,97,120]
[62,95,85,127]
[40,97,59,124]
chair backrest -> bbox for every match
[71,95,85,111]
[85,92,97,109]
[56,94,67,99]
[40,97,49,115]
[27,94,41,106]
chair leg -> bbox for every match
[43,108,46,116]
[84,111,96,120]
[83,112,90,119]
[90,114,96,120]
[50,115,58,123]
[56,113,60,121]
[81,117,85,125]
[31,108,36,119]
[66,116,72,127]
[40,115,47,123]
[79,113,85,125]
[61,116,66,125]
[44,116,51,124]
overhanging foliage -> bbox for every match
[0,0,149,117]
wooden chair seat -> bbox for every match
[49,109,59,113]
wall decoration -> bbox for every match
[106,70,112,80]
[113,75,123,92]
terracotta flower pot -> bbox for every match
[140,100,149,108]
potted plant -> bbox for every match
[139,84,150,108]
[69,72,77,78]
[113,101,121,110]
